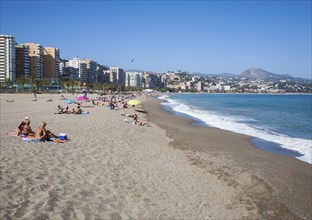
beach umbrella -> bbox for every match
[127,99,141,106]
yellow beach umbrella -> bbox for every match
[127,99,141,106]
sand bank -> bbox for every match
[0,93,311,219]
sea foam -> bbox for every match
[159,96,312,164]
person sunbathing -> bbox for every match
[75,106,82,114]
[35,122,58,141]
[133,114,139,124]
[54,105,64,114]
[16,117,29,135]
[138,121,151,127]
[120,112,135,117]
[20,120,35,136]
[63,106,70,114]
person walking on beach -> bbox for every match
[35,122,58,141]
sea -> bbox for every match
[159,93,312,164]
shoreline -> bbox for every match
[0,93,311,219]
[143,96,312,220]
[160,98,308,163]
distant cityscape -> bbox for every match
[1,34,311,93]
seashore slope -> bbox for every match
[0,93,311,219]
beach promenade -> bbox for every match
[0,93,311,219]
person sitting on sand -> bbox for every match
[16,117,29,135]
[70,108,76,114]
[55,105,64,114]
[121,102,128,109]
[35,122,58,141]
[20,120,35,136]
[63,106,70,114]
[133,113,139,124]
[75,106,82,114]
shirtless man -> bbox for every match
[35,122,58,141]
[16,117,29,135]
[20,120,35,136]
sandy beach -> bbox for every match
[0,93,311,220]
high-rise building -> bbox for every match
[43,47,60,80]
[125,71,142,87]
[81,59,97,83]
[68,57,81,69]
[110,67,125,87]
[0,35,16,83]
[68,57,86,82]
[24,43,44,79]
[15,44,30,79]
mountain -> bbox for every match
[238,67,310,82]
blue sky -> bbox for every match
[1,0,311,78]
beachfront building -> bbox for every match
[96,64,109,84]
[79,63,87,83]
[0,35,16,83]
[110,67,125,87]
[68,57,85,82]
[142,72,162,88]
[68,57,81,69]
[43,47,60,80]
[81,59,97,84]
[24,43,44,80]
[15,44,30,79]
[125,71,142,87]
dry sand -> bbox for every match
[0,93,311,220]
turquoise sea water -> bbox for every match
[159,94,312,164]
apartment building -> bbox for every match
[43,47,60,80]
[15,44,30,79]
[110,67,125,87]
[125,71,142,87]
[81,59,97,83]
[0,35,16,83]
[24,43,44,79]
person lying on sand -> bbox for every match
[120,112,135,117]
[35,122,58,141]
[137,121,151,127]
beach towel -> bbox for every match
[6,132,70,143]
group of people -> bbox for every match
[55,105,82,114]
[120,112,150,127]
[16,117,58,141]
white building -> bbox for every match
[125,71,142,87]
[0,35,16,83]
[110,67,125,87]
